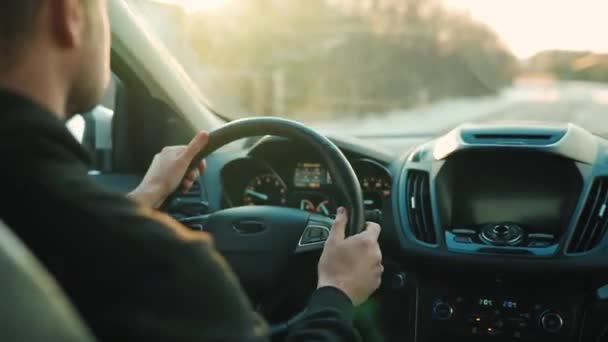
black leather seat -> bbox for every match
[0,220,95,341]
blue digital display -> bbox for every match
[502,300,518,309]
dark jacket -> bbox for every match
[0,91,359,341]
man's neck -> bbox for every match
[0,56,67,120]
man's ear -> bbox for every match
[48,0,86,49]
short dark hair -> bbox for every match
[0,0,43,71]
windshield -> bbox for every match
[128,0,608,138]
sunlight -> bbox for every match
[443,0,608,58]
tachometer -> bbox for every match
[361,176,391,210]
[242,174,288,206]
[353,159,392,211]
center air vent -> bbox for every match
[568,178,608,253]
[474,133,552,140]
[460,126,566,146]
[405,170,437,244]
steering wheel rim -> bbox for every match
[170,116,366,236]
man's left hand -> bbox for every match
[128,131,209,208]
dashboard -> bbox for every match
[221,139,392,217]
[181,123,608,342]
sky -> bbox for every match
[443,0,608,58]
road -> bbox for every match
[311,80,608,141]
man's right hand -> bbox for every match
[317,207,383,306]
[127,132,209,208]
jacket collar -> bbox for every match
[0,90,92,166]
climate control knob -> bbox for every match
[540,311,564,333]
[433,301,454,320]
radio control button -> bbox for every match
[540,311,564,333]
[433,302,454,320]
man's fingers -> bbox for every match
[185,168,200,182]
[328,207,348,241]
[362,222,381,241]
[184,131,210,161]
[199,159,207,174]
[182,179,194,193]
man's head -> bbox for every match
[0,0,111,118]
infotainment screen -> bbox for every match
[294,162,332,188]
[437,150,582,234]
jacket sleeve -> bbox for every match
[286,287,360,342]
[87,208,271,342]
[13,168,270,342]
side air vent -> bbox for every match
[568,178,608,253]
[405,170,437,244]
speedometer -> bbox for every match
[242,174,288,206]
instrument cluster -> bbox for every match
[222,158,391,217]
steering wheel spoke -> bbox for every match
[177,214,211,231]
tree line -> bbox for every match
[188,0,518,117]
[524,50,608,84]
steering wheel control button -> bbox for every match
[540,311,564,334]
[299,225,330,245]
[479,223,525,246]
[309,227,322,239]
[432,301,454,320]
[319,229,329,240]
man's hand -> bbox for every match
[128,132,209,208]
[317,207,383,306]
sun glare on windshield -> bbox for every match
[152,0,231,12]
[132,0,608,138]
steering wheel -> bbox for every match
[165,117,365,326]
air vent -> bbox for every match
[568,178,608,253]
[461,127,566,146]
[473,134,552,140]
[405,170,437,244]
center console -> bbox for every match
[386,124,608,342]
[415,275,584,342]
[407,135,588,341]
